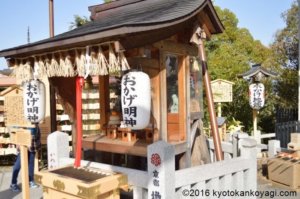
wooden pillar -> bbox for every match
[159,51,168,142]
[191,27,223,161]
[99,75,110,126]
[75,77,84,167]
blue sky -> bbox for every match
[0,0,296,69]
[214,0,295,45]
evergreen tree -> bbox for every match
[271,1,298,108]
[206,6,273,133]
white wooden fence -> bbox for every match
[58,137,257,199]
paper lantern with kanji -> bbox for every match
[23,80,46,123]
[249,83,265,110]
[121,71,151,129]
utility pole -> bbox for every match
[49,0,57,132]
[27,26,30,44]
[49,0,54,37]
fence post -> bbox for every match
[240,138,257,193]
[232,133,238,158]
[147,141,175,199]
[268,140,280,158]
[232,132,249,157]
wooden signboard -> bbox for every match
[2,80,51,144]
[211,79,234,103]
[3,87,33,128]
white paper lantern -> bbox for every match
[23,79,46,123]
[249,83,265,110]
[121,71,151,129]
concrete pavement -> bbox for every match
[0,166,43,199]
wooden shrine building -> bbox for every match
[0,0,224,168]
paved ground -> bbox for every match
[0,166,43,199]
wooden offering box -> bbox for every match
[268,155,300,191]
[35,166,127,199]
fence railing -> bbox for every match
[207,139,234,160]
[175,139,256,198]
[58,139,257,199]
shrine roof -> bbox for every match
[0,0,223,58]
[239,64,277,79]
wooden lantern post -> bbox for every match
[239,64,277,142]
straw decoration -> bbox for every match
[46,54,59,77]
[64,55,76,77]
[14,63,22,82]
[75,50,81,76]
[56,53,66,77]
[89,51,99,76]
[10,65,17,78]
[89,46,109,76]
[50,55,59,77]
[45,58,52,77]
[97,46,108,75]
[108,44,120,75]
[33,57,39,80]
[84,46,91,79]
[119,51,130,71]
[21,61,33,82]
[76,50,86,77]
[9,42,131,82]
[38,57,47,78]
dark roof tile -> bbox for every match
[0,0,223,57]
